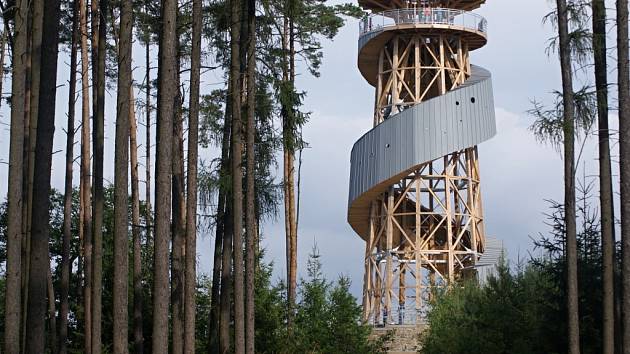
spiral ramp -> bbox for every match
[349,2,496,326]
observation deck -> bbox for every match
[358,0,486,11]
[358,8,488,86]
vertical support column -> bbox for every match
[415,175,422,322]
[376,49,384,125]
[363,202,376,322]
[466,149,478,261]
[392,38,399,113]
[414,36,421,102]
[439,35,446,95]
[385,187,394,324]
[444,156,454,283]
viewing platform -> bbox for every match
[358,0,486,11]
[358,8,488,86]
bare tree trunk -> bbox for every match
[47,267,57,354]
[91,0,107,350]
[215,88,232,354]
[59,0,79,351]
[153,0,177,347]
[244,0,256,352]
[281,7,298,327]
[78,0,93,349]
[113,0,132,350]
[129,85,144,354]
[617,0,630,352]
[25,0,61,348]
[4,0,28,349]
[0,28,7,107]
[22,0,45,346]
[230,0,245,351]
[184,0,201,348]
[144,1,153,268]
[137,11,151,354]
[556,0,580,353]
[591,0,615,352]
[171,74,186,354]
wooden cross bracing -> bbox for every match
[361,147,485,325]
[374,33,470,125]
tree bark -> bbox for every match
[137,10,151,354]
[129,84,144,354]
[4,0,28,349]
[91,0,107,350]
[47,267,57,354]
[153,0,177,347]
[184,0,201,348]
[617,0,630,352]
[25,0,61,348]
[171,69,186,354]
[244,0,256,352]
[556,1,580,353]
[144,0,153,274]
[78,0,93,349]
[591,0,615,352]
[230,0,245,351]
[215,88,233,354]
[59,1,79,352]
[113,0,132,350]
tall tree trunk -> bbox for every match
[556,0,580,353]
[144,1,153,269]
[153,0,177,347]
[137,11,151,354]
[59,0,79,351]
[91,0,107,350]
[184,0,201,348]
[0,27,7,107]
[130,87,144,354]
[592,0,615,352]
[171,68,186,354]
[230,0,245,351]
[22,0,45,345]
[244,0,256,352]
[78,0,93,349]
[4,0,28,349]
[113,0,132,350]
[618,0,630,352]
[47,267,57,354]
[281,6,298,327]
[215,88,232,354]
[25,0,61,348]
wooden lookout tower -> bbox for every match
[347,0,496,325]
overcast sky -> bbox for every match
[0,1,620,298]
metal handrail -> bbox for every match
[359,8,488,36]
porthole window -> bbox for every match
[471,97,476,103]
[385,143,390,148]
[455,101,460,106]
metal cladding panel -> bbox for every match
[348,65,496,206]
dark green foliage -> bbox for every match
[421,182,616,354]
[421,265,557,354]
[288,248,378,354]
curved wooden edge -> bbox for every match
[358,25,487,87]
[358,0,487,12]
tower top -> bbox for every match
[358,0,486,12]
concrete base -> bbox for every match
[370,324,426,353]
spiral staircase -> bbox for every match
[348,0,496,326]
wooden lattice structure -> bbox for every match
[348,0,494,326]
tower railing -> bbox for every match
[359,8,488,36]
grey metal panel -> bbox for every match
[348,65,496,206]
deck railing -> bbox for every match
[359,8,488,36]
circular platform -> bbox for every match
[357,8,488,87]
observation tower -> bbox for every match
[348,0,496,326]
